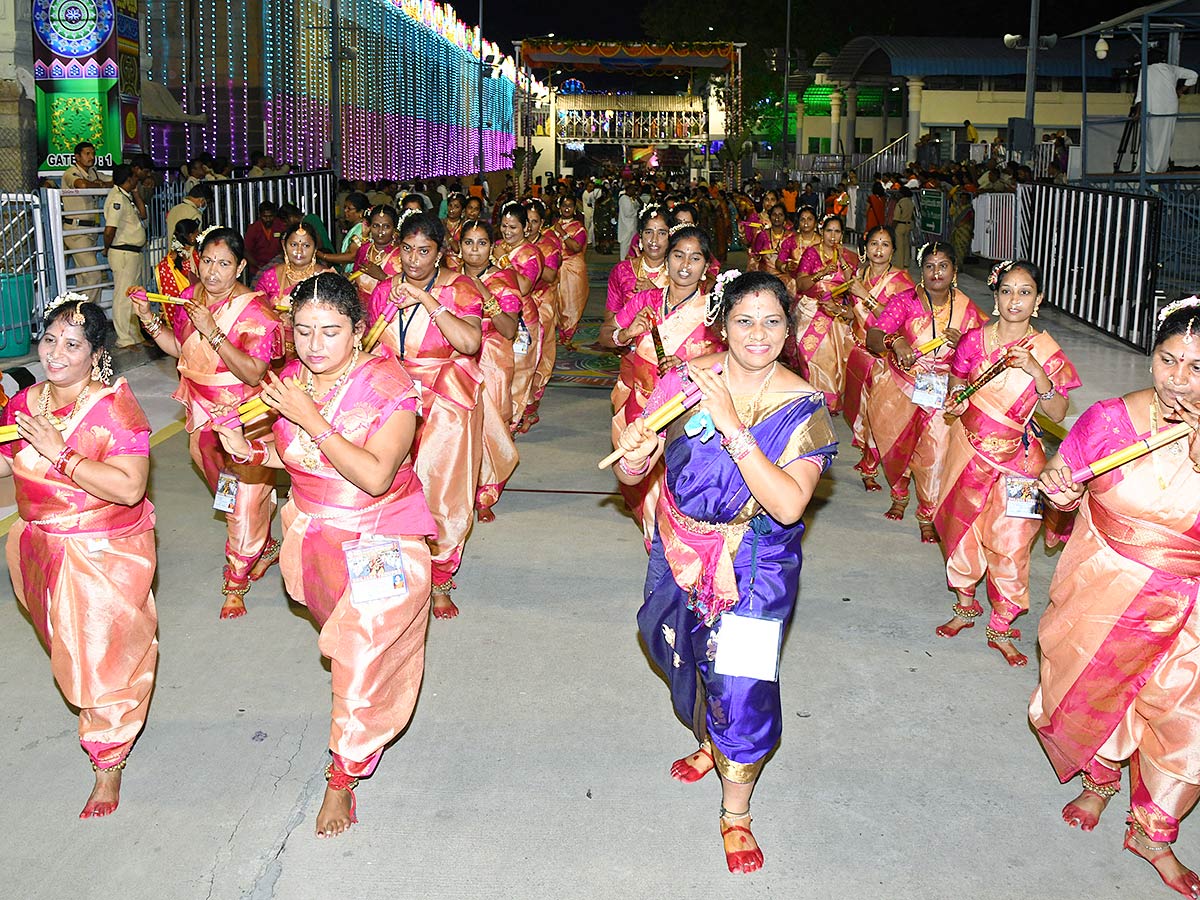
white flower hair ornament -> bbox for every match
[197,224,223,246]
[987,260,1015,291]
[45,291,91,317]
[639,202,663,220]
[397,207,421,228]
[706,269,743,325]
[1157,296,1200,324]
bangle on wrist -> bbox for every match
[310,427,337,447]
[53,446,80,475]
[618,454,652,477]
[208,328,227,351]
[230,438,270,467]
[63,451,85,480]
[141,316,164,337]
[1036,385,1056,401]
[429,304,449,320]
[720,426,758,462]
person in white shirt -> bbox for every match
[582,180,602,245]
[1135,54,1199,173]
[617,182,640,258]
[59,141,110,302]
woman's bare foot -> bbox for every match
[936,615,974,637]
[1063,788,1112,832]
[315,783,356,838]
[986,628,1028,667]
[670,745,715,783]
[1125,826,1200,898]
[720,809,764,874]
[432,592,459,620]
[861,475,882,492]
[219,592,248,619]
[919,521,940,544]
[476,506,496,523]
[79,765,123,819]
[885,498,907,520]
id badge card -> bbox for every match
[342,537,409,606]
[713,612,784,682]
[513,317,532,356]
[213,470,239,513]
[1005,475,1044,519]
[911,372,948,410]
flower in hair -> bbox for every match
[1157,295,1200,324]
[668,223,692,236]
[397,207,421,227]
[706,269,743,325]
[45,291,90,316]
[640,202,663,219]
[987,260,1015,291]
[197,224,223,246]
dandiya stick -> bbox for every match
[132,289,189,306]
[0,424,17,443]
[212,397,272,428]
[950,335,1035,405]
[1067,421,1193,485]
[914,335,947,357]
[598,364,721,470]
[362,304,399,352]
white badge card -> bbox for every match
[911,372,949,410]
[1005,475,1044,519]
[213,470,239,513]
[513,318,532,357]
[343,537,409,606]
[713,612,784,682]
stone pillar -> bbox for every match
[906,77,924,142]
[0,0,37,190]
[844,85,858,156]
[829,89,842,153]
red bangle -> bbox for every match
[54,446,82,476]
[231,439,270,467]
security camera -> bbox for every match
[1003,34,1023,50]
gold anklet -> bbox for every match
[92,758,127,773]
[1081,772,1119,799]
[951,602,982,619]
[986,626,1019,642]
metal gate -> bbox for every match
[1016,182,1160,351]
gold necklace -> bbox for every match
[284,258,317,284]
[38,381,92,431]
[722,356,777,425]
[367,242,388,265]
[984,321,1034,390]
[297,347,360,470]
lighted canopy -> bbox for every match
[517,40,738,74]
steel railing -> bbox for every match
[1016,181,1160,351]
[971,192,1018,260]
[0,193,54,351]
[855,134,909,184]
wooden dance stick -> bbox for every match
[913,335,947,357]
[212,397,272,428]
[597,364,721,469]
[949,335,1035,405]
[1066,421,1194,485]
[347,270,363,282]
[130,289,188,306]
[362,305,398,352]
[0,424,17,443]
[650,324,667,368]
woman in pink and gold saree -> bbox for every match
[368,212,483,621]
[865,242,986,543]
[788,215,860,414]
[2,298,155,820]
[610,226,725,547]
[612,272,836,875]
[525,199,563,428]
[256,221,333,359]
[932,261,1079,666]
[777,206,821,294]
[1029,302,1200,899]
[554,195,590,346]
[131,227,282,619]
[459,220,521,523]
[748,204,792,283]
[842,226,917,492]
[350,205,404,308]
[493,202,544,433]
[214,273,436,840]
[600,206,671,348]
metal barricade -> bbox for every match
[855,134,909,184]
[1015,182,1160,351]
[0,193,54,351]
[971,192,1017,260]
[44,186,114,311]
[1156,184,1200,299]
[206,171,337,241]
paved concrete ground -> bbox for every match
[0,258,1173,899]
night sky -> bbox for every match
[454,0,1144,81]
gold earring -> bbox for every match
[1032,305,1040,318]
[992,301,1000,316]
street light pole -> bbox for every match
[780,0,791,172]
[1023,0,1040,131]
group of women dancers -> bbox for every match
[604,200,1200,894]
[6,191,1200,896]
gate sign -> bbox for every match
[32,0,129,171]
[918,189,946,237]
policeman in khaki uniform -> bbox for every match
[103,163,148,347]
[59,141,110,302]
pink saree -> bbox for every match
[498,241,544,424]
[610,287,725,546]
[934,328,1080,631]
[529,228,564,408]
[476,265,522,512]
[369,273,484,590]
[865,288,986,523]
[3,379,156,770]
[606,257,670,317]
[789,244,860,413]
[351,242,403,308]
[171,286,282,586]
[1029,396,1200,842]
[275,354,437,778]
[555,218,590,343]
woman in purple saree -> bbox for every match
[614,271,837,875]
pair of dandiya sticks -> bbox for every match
[592,352,1197,484]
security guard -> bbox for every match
[59,141,110,302]
[103,163,148,347]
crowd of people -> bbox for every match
[11,148,1200,896]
